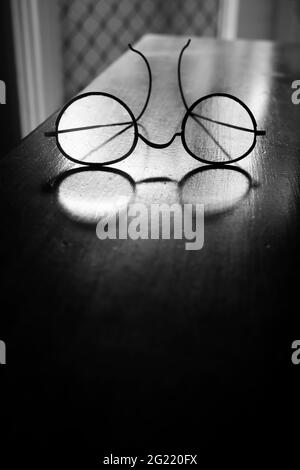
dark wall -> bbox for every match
[0,0,21,157]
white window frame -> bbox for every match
[218,0,240,39]
[11,0,63,137]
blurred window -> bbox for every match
[60,0,220,99]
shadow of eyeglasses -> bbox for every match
[44,163,256,226]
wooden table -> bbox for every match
[1,34,300,464]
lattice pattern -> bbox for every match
[60,0,220,99]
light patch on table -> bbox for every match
[181,167,251,215]
[58,170,134,223]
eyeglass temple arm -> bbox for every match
[178,38,191,111]
[44,45,152,137]
[128,44,152,122]
[178,39,266,137]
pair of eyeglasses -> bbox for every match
[45,39,266,166]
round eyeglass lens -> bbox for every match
[184,95,256,163]
[57,94,136,164]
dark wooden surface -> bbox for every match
[1,34,300,464]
